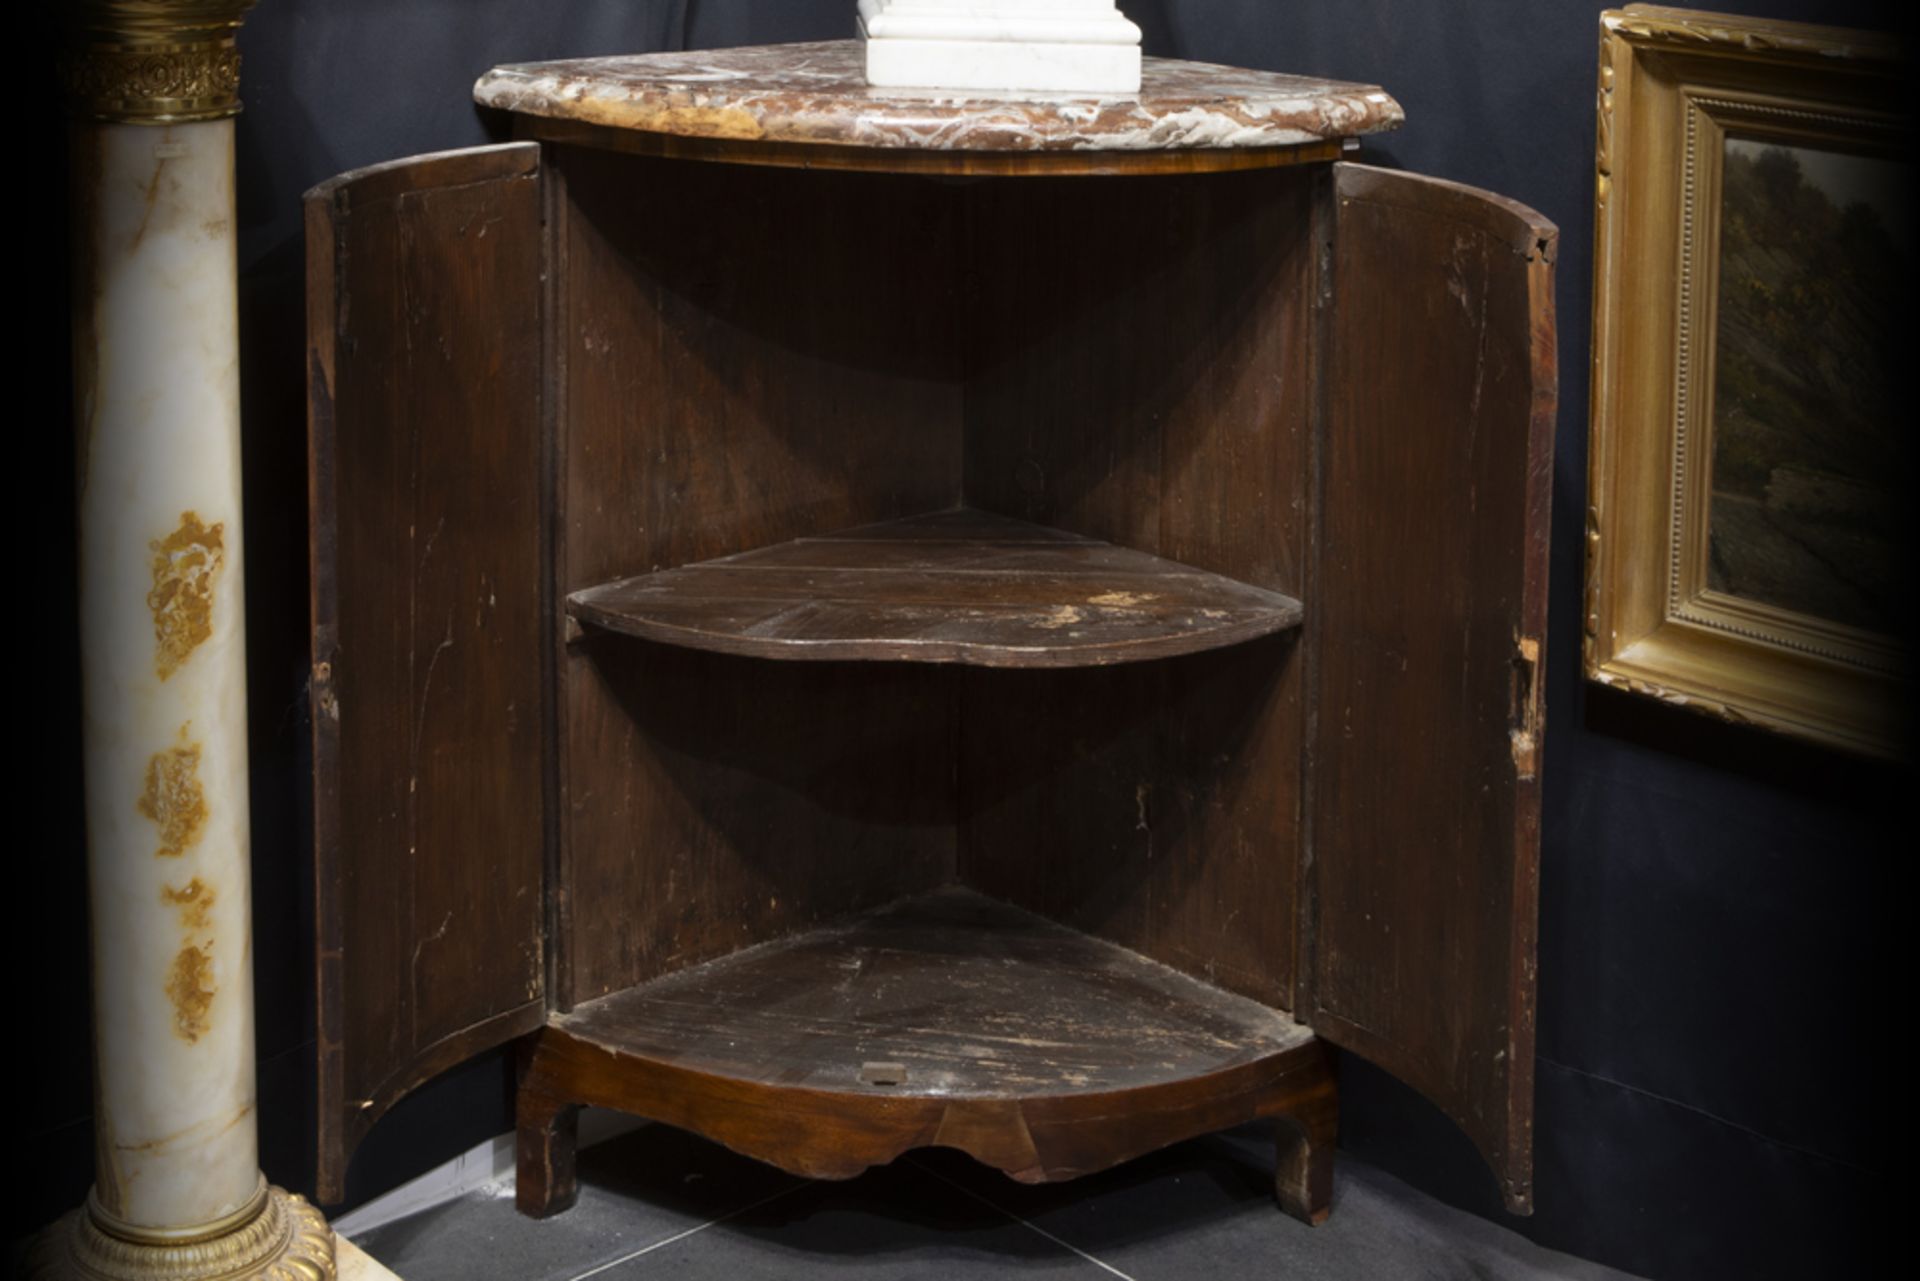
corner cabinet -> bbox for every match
[305,41,1556,1224]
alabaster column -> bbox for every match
[43,3,334,1278]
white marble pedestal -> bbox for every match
[41,3,341,1279]
[860,0,1144,93]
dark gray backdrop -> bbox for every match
[21,4,1901,1280]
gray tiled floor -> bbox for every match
[354,1123,1642,1280]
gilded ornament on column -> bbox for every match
[36,1184,336,1281]
[61,1,260,123]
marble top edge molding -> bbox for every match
[473,40,1404,153]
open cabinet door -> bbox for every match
[307,143,550,1202]
[1307,163,1555,1213]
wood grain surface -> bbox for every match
[306,143,551,1202]
[553,146,967,1007]
[570,508,1303,667]
[515,888,1333,1217]
[304,124,1555,1222]
[959,166,1321,1013]
[1305,162,1555,1215]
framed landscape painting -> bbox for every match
[1586,6,1909,756]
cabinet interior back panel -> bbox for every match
[957,168,1323,1012]
[557,149,966,1003]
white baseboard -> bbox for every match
[332,1108,648,1238]
[330,1134,514,1237]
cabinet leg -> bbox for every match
[1271,1049,1338,1225]
[1275,1113,1334,1225]
[516,1085,581,1219]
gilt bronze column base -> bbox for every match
[34,1181,335,1281]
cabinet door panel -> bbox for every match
[1309,163,1555,1214]
[307,143,549,1202]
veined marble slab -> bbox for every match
[474,40,1403,153]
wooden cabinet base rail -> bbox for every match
[512,888,1336,1222]
[515,1028,1337,1225]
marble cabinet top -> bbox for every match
[473,40,1403,154]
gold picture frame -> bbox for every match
[1586,5,1908,756]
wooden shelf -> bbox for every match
[567,509,1304,667]
[527,888,1325,1183]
